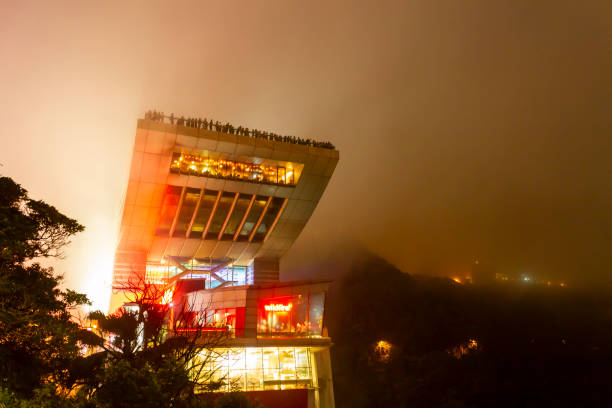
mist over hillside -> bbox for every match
[304,248,612,408]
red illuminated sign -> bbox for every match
[264,303,293,312]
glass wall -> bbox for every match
[251,197,285,242]
[154,186,285,243]
[177,307,245,337]
[170,152,303,187]
[257,293,325,338]
[208,265,248,288]
[205,192,236,239]
[145,262,249,288]
[221,193,253,239]
[155,186,182,236]
[189,190,219,238]
[199,347,314,392]
[144,263,182,284]
[236,195,267,241]
[173,187,200,237]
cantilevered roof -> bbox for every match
[113,118,338,286]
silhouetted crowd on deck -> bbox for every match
[145,110,335,150]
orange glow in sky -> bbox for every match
[1,0,610,306]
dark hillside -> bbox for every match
[324,253,612,408]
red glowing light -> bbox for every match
[264,303,293,312]
[176,328,227,332]
[159,288,174,305]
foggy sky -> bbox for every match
[1,1,610,309]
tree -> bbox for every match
[0,176,90,397]
[79,275,256,408]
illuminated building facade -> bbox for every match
[111,115,338,408]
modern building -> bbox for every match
[111,113,339,408]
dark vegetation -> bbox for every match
[326,254,612,407]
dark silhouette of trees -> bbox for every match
[326,253,612,408]
[78,274,230,407]
[73,274,261,407]
[0,176,89,397]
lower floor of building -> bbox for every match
[197,346,334,408]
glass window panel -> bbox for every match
[205,192,236,239]
[155,185,182,236]
[246,349,262,370]
[277,167,285,185]
[145,263,168,285]
[262,348,279,374]
[205,310,214,326]
[264,382,280,390]
[295,348,309,368]
[237,195,268,241]
[280,382,298,390]
[209,350,228,386]
[252,197,285,242]
[216,267,230,282]
[296,366,310,380]
[197,347,312,392]
[279,348,296,381]
[229,372,245,391]
[170,152,304,186]
[228,349,245,370]
[258,296,315,337]
[233,267,246,285]
[189,190,218,238]
[308,292,325,336]
[172,187,200,237]
[246,369,263,390]
[222,194,253,239]
[258,296,298,336]
[294,295,308,335]
[225,308,237,331]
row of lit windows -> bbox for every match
[156,186,286,242]
[145,262,248,288]
[170,152,303,187]
[177,307,245,337]
[197,347,314,392]
[257,294,325,338]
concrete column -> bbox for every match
[314,348,335,408]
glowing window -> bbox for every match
[236,195,268,241]
[173,187,200,237]
[251,197,285,242]
[205,192,236,239]
[196,347,314,392]
[257,294,324,338]
[189,189,218,238]
[170,152,303,187]
[221,193,253,239]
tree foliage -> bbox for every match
[0,177,89,396]
[78,277,255,407]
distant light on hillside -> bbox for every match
[374,340,392,363]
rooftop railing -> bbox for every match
[144,110,336,150]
